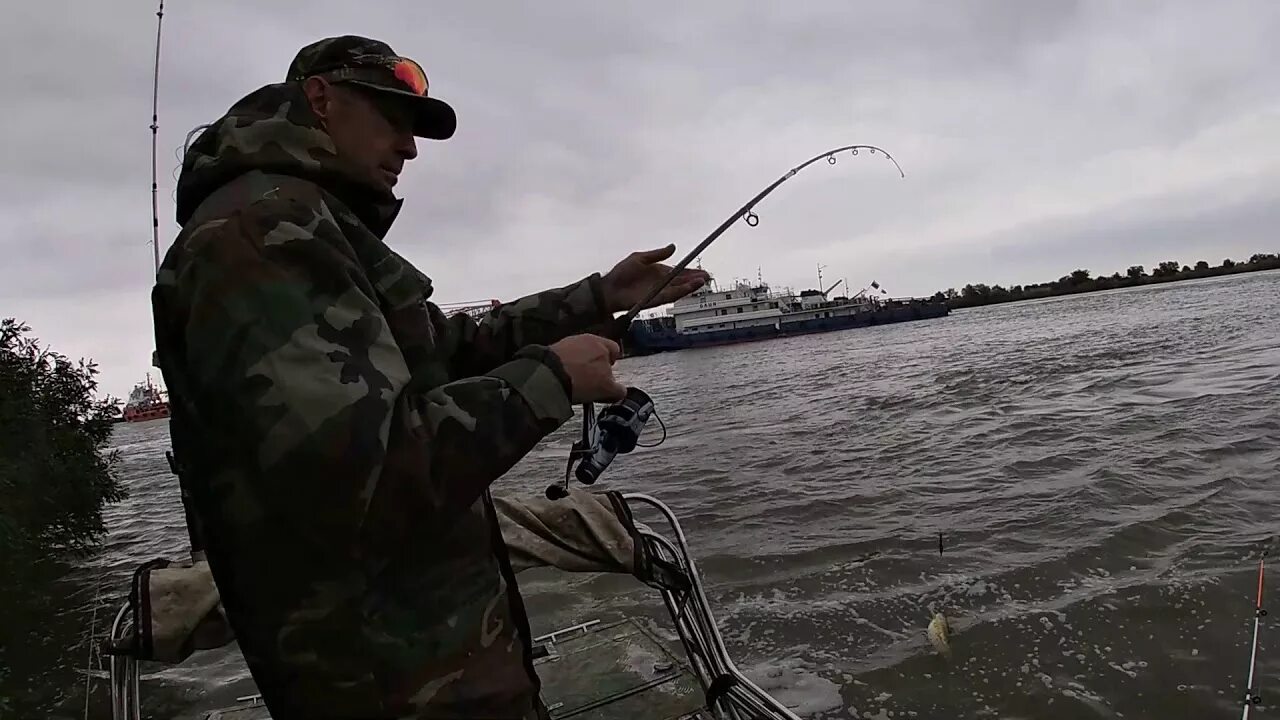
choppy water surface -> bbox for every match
[38,271,1280,719]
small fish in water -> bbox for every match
[927,612,952,658]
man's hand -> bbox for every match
[549,335,627,403]
[601,245,710,313]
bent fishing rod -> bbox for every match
[618,144,904,326]
[551,144,905,499]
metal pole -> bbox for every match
[150,0,165,275]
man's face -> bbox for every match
[302,77,419,192]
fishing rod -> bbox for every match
[618,144,904,326]
[550,144,905,499]
[1241,550,1266,719]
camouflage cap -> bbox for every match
[287,35,457,140]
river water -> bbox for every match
[21,270,1280,719]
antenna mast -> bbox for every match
[150,0,165,274]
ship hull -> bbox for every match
[626,300,949,356]
[123,403,171,422]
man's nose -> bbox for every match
[398,132,418,161]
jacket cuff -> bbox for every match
[585,272,616,322]
[489,345,574,423]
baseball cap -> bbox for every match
[287,35,457,140]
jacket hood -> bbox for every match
[174,82,402,236]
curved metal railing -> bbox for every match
[623,492,803,720]
[103,493,804,720]
[106,603,141,720]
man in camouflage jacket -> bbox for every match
[151,35,707,719]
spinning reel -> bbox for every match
[546,387,662,499]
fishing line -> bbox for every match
[80,571,103,720]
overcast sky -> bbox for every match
[4,1,1279,400]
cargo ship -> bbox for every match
[625,271,949,356]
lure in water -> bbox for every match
[927,612,952,659]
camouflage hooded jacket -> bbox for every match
[152,81,617,719]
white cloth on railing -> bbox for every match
[493,488,640,574]
[132,558,236,663]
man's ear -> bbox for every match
[300,76,332,123]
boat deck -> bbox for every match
[535,618,709,720]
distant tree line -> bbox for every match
[932,252,1280,310]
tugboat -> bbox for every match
[626,268,949,356]
[121,374,170,423]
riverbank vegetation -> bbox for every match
[0,318,125,716]
[932,253,1280,310]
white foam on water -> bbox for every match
[963,580,994,597]
[743,657,844,716]
[1107,661,1137,678]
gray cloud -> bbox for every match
[3,0,1278,398]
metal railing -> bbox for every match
[103,493,803,720]
[622,493,802,720]
[106,604,141,720]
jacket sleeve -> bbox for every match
[164,198,575,547]
[437,273,622,376]
[492,489,692,593]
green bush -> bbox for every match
[0,318,125,571]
